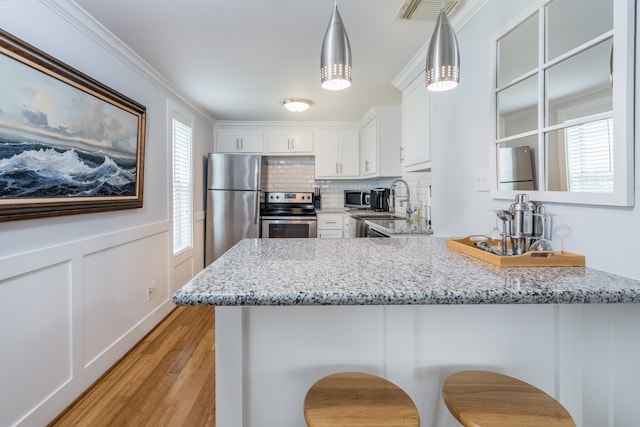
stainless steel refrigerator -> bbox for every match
[205,153,262,265]
[498,146,535,191]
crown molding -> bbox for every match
[40,0,216,124]
[392,0,488,91]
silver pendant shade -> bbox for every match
[320,5,352,91]
[425,9,460,92]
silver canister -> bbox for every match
[509,193,535,254]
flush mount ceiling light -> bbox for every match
[320,2,352,91]
[283,99,311,112]
[425,8,460,92]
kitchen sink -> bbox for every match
[350,214,405,237]
[351,214,404,220]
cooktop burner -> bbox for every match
[261,192,316,217]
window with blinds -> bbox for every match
[565,117,613,193]
[172,117,193,254]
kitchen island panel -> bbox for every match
[217,306,388,427]
[412,304,573,426]
[215,304,596,427]
[581,303,640,427]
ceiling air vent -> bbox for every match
[397,0,464,21]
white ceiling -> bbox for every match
[72,0,454,122]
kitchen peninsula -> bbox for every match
[173,238,640,426]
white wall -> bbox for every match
[0,1,213,425]
[429,0,640,281]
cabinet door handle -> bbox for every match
[240,138,244,150]
[236,138,240,150]
[340,163,343,174]
[400,146,405,162]
[336,163,339,174]
[365,160,369,172]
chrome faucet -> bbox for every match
[390,179,411,219]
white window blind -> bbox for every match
[172,118,193,254]
[565,118,614,193]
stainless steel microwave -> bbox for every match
[344,190,370,209]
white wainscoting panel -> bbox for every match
[83,231,170,367]
[0,262,72,426]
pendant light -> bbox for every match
[320,2,352,91]
[425,8,460,92]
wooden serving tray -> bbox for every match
[446,235,585,267]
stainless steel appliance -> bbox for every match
[344,190,370,209]
[370,188,390,212]
[261,192,317,238]
[498,146,535,190]
[205,153,262,265]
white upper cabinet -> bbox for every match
[215,129,264,153]
[361,119,378,176]
[266,129,313,154]
[360,106,402,178]
[315,129,360,179]
[401,76,430,171]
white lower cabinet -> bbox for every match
[317,213,344,238]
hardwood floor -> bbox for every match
[49,306,215,427]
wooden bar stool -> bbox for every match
[304,371,420,426]
[442,370,576,426]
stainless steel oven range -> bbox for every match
[260,192,317,238]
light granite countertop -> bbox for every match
[172,237,640,306]
[365,218,433,235]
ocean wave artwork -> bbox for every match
[0,29,146,221]
[0,135,136,198]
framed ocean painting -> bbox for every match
[0,29,146,222]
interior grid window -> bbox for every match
[172,117,193,254]
[565,117,614,192]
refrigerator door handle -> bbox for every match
[254,194,259,225]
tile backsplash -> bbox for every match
[262,156,316,192]
[261,156,431,214]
